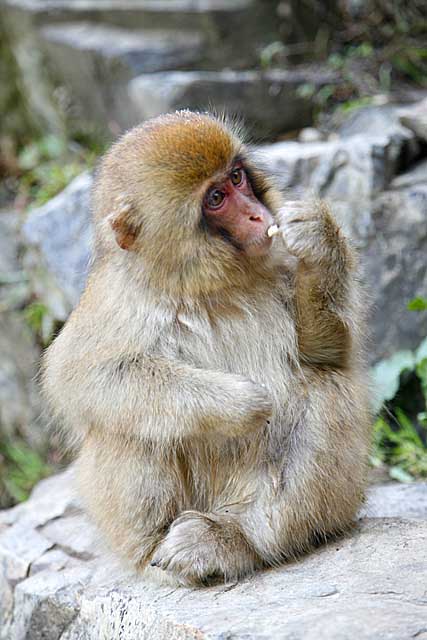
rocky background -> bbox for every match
[0,1,427,638]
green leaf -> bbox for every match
[24,302,48,333]
[395,408,424,447]
[407,297,427,311]
[371,350,415,413]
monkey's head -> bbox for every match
[93,111,281,295]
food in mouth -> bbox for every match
[267,224,280,238]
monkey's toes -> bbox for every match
[150,512,223,585]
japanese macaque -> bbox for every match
[42,111,372,586]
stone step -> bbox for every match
[36,22,206,135]
[40,22,205,75]
[128,68,338,139]
[1,0,283,138]
[3,0,280,68]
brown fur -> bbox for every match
[42,111,372,586]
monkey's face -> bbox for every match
[202,162,274,257]
[97,111,281,293]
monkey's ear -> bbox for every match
[108,199,140,251]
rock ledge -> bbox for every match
[1,471,426,639]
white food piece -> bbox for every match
[267,224,280,237]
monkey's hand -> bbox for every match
[278,201,359,368]
[278,200,348,268]
[205,372,272,438]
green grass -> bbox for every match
[371,298,427,481]
[0,439,52,507]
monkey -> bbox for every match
[42,110,372,586]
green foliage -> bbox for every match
[23,301,56,345]
[17,134,98,207]
[0,439,52,507]
[372,297,427,481]
[407,297,427,311]
[373,412,427,481]
[339,96,375,115]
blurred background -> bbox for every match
[0,0,426,508]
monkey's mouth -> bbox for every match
[244,233,273,257]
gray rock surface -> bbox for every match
[22,172,93,321]
[1,0,281,138]
[0,472,426,639]
[359,171,427,359]
[365,482,427,519]
[38,23,205,134]
[0,212,46,456]
[40,23,204,74]
[129,68,338,139]
[259,134,401,203]
[399,97,427,143]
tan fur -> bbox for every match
[42,111,372,586]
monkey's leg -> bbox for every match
[76,435,185,570]
[151,373,371,585]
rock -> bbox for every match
[298,126,323,143]
[365,482,427,519]
[338,104,413,142]
[0,313,44,449]
[2,0,280,67]
[38,23,205,135]
[335,103,420,176]
[1,471,426,639]
[399,97,427,143]
[128,68,338,139]
[22,172,93,321]
[358,172,427,359]
[390,157,427,190]
[0,211,21,288]
[1,0,281,139]
[259,135,399,203]
[40,23,204,75]
[0,212,46,456]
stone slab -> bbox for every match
[0,473,426,639]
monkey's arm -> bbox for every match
[42,348,271,442]
[280,201,361,367]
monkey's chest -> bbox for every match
[174,303,295,396]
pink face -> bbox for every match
[203,164,275,257]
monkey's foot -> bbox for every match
[150,511,258,586]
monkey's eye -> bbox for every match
[206,188,225,209]
[230,167,244,186]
